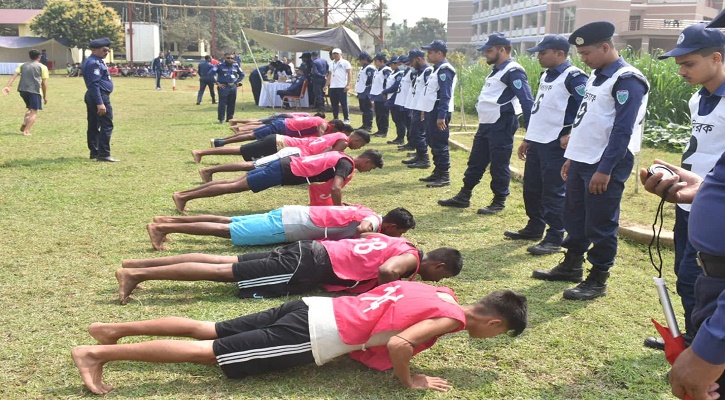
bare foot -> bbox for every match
[199,168,212,183]
[153,216,172,223]
[22,131,31,136]
[116,268,140,305]
[191,150,202,164]
[71,346,115,395]
[88,322,121,345]
[146,223,169,251]
[172,192,187,214]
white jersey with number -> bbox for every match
[370,66,391,96]
[409,65,434,112]
[526,65,584,143]
[565,66,649,164]
[418,62,457,113]
[476,61,524,124]
[394,68,414,108]
[678,91,725,211]
[354,64,375,94]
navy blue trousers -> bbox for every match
[311,76,326,111]
[674,207,703,334]
[561,152,634,270]
[462,114,519,196]
[409,111,427,156]
[691,274,725,396]
[426,111,451,172]
[84,91,113,158]
[358,94,373,128]
[218,85,237,122]
[197,78,216,103]
[154,70,162,88]
[374,100,389,135]
[523,139,566,244]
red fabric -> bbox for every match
[320,234,420,294]
[332,281,466,370]
[283,132,349,156]
[284,116,325,132]
[308,205,378,229]
[651,318,687,365]
[290,152,354,206]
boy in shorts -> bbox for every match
[72,281,527,395]
[2,49,49,136]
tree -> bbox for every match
[162,14,210,58]
[410,17,446,47]
[30,0,123,58]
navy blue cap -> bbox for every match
[568,21,615,46]
[408,49,425,59]
[708,9,725,28]
[300,52,311,58]
[358,51,372,61]
[659,23,725,59]
[526,34,570,53]
[477,33,510,51]
[373,52,387,61]
[421,40,448,52]
[398,55,410,64]
[89,37,111,48]
[389,56,399,63]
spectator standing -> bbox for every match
[151,52,164,90]
[2,48,49,136]
[81,38,119,162]
[326,48,352,124]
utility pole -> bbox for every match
[128,0,134,63]
[210,0,216,58]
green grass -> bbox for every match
[0,77,680,399]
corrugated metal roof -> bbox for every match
[0,9,43,25]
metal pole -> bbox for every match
[211,0,216,58]
[379,0,383,48]
[128,0,134,64]
[654,277,682,338]
[324,0,328,27]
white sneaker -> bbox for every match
[344,119,350,124]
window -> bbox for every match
[558,7,576,34]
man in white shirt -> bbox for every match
[326,48,353,124]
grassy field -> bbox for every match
[0,77,682,399]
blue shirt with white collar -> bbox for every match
[490,59,535,128]
[82,54,114,105]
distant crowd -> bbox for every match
[65,62,198,79]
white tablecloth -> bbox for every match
[259,81,309,108]
[0,62,21,75]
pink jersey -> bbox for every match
[332,281,466,370]
[283,132,349,157]
[284,116,326,133]
[290,152,355,206]
[308,205,380,229]
[319,234,420,294]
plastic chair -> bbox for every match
[282,80,308,109]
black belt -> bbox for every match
[697,252,725,278]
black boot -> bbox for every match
[563,268,610,300]
[438,188,472,208]
[477,195,507,215]
[407,154,431,169]
[419,169,439,182]
[532,252,584,282]
[426,171,450,188]
[402,154,422,165]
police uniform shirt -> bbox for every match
[530,61,588,140]
[488,59,535,128]
[152,56,163,72]
[432,59,456,120]
[211,62,244,84]
[408,64,434,111]
[355,64,375,94]
[588,57,648,175]
[198,60,213,78]
[312,58,329,78]
[248,65,270,81]
[82,54,114,105]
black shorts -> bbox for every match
[239,135,277,161]
[213,299,314,379]
[233,241,333,298]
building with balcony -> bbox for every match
[469,0,723,54]
[448,0,476,49]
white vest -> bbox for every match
[370,66,391,96]
[678,91,725,211]
[476,61,524,124]
[395,68,414,108]
[565,66,649,164]
[410,65,434,112]
[526,65,584,143]
[418,62,457,113]
[355,64,376,94]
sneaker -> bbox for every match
[344,119,350,124]
[527,241,563,255]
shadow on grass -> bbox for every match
[1,156,89,168]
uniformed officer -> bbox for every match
[508,35,587,255]
[381,56,407,145]
[416,40,457,188]
[643,23,725,350]
[151,51,164,90]
[369,53,392,138]
[402,49,434,169]
[82,38,118,162]
[393,54,416,149]
[210,53,244,124]
[196,55,216,105]
[439,33,533,212]
[249,62,273,106]
[310,51,328,112]
[533,21,649,301]
[354,52,376,131]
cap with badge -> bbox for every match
[397,55,410,64]
[477,33,510,51]
[89,37,112,49]
[567,21,615,46]
[373,52,387,61]
[407,49,425,59]
[421,40,448,53]
[526,34,570,53]
[332,48,342,54]
[658,23,725,59]
[358,51,372,60]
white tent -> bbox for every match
[242,25,362,55]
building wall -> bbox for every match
[447,0,475,49]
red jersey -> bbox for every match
[289,152,355,206]
[308,205,380,228]
[319,234,420,294]
[332,281,466,370]
[283,132,349,157]
[284,116,326,135]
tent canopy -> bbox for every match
[0,36,73,66]
[243,25,362,55]
[0,36,70,49]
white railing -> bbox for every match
[627,18,703,31]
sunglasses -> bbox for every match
[225,57,234,59]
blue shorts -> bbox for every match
[19,91,42,110]
[229,208,286,246]
[253,119,286,139]
[246,159,283,193]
